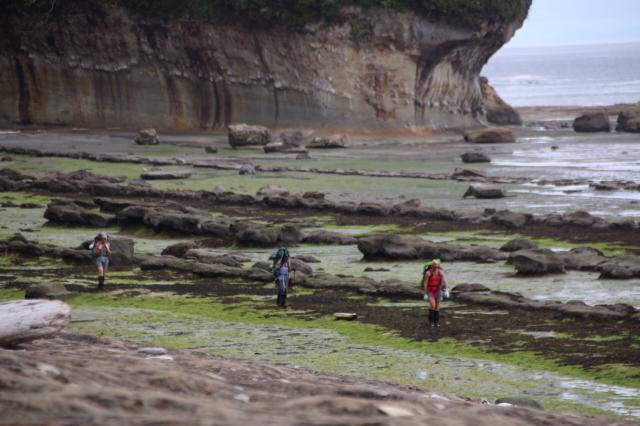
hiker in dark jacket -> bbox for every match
[273,247,294,308]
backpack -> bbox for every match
[272,247,290,276]
[88,234,109,259]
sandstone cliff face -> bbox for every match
[0,4,530,130]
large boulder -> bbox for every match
[463,127,515,144]
[500,238,538,252]
[307,134,348,149]
[463,184,505,199]
[228,124,270,147]
[557,247,607,271]
[279,130,311,147]
[460,151,491,164]
[573,112,611,132]
[239,164,256,175]
[480,77,523,126]
[109,237,135,265]
[44,200,116,227]
[490,210,531,229]
[25,283,73,300]
[144,211,203,235]
[134,128,159,145]
[616,111,640,133]
[0,300,71,347]
[510,249,565,275]
[161,241,200,257]
[599,256,640,279]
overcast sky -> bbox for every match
[507,0,640,46]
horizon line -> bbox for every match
[504,40,640,49]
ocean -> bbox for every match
[483,42,640,107]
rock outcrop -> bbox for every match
[0,300,71,347]
[0,2,530,129]
[463,128,515,144]
[573,112,611,133]
[479,77,522,125]
[616,111,640,133]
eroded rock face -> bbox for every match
[479,77,522,125]
[573,112,611,133]
[0,4,530,129]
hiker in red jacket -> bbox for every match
[423,259,449,327]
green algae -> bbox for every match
[0,288,25,300]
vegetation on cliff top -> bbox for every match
[7,0,531,31]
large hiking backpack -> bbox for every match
[272,246,290,276]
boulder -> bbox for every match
[183,250,244,267]
[204,146,218,153]
[307,134,348,149]
[200,218,234,239]
[616,111,640,133]
[161,241,200,258]
[500,238,538,252]
[295,254,321,263]
[263,143,308,154]
[302,191,325,200]
[557,247,607,271]
[25,283,72,300]
[463,184,505,199]
[134,128,159,145]
[460,151,491,163]
[490,210,531,229]
[495,398,543,410]
[463,127,515,144]
[599,256,640,279]
[0,300,71,347]
[279,130,310,147]
[235,225,282,247]
[573,112,611,132]
[228,124,270,147]
[452,168,488,181]
[451,283,490,293]
[479,77,523,126]
[290,258,313,275]
[109,237,135,265]
[510,249,565,275]
[239,164,256,175]
[44,200,116,227]
[257,185,290,198]
[141,170,192,180]
[144,211,203,235]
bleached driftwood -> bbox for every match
[0,300,71,347]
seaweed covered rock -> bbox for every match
[510,249,565,275]
[228,124,270,147]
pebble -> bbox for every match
[234,393,250,403]
[137,347,167,355]
[377,404,413,417]
[145,355,174,361]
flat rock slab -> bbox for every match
[141,171,192,180]
[0,300,71,347]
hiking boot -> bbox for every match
[98,276,104,291]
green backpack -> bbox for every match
[272,247,290,276]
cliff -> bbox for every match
[0,1,531,130]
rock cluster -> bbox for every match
[134,129,159,145]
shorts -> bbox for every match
[426,289,441,301]
[95,256,109,269]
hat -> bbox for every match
[431,259,441,266]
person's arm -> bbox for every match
[106,243,112,257]
[441,271,449,290]
[92,242,101,256]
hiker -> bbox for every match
[422,259,449,327]
[272,247,294,308]
[91,232,112,290]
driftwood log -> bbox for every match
[0,300,71,347]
